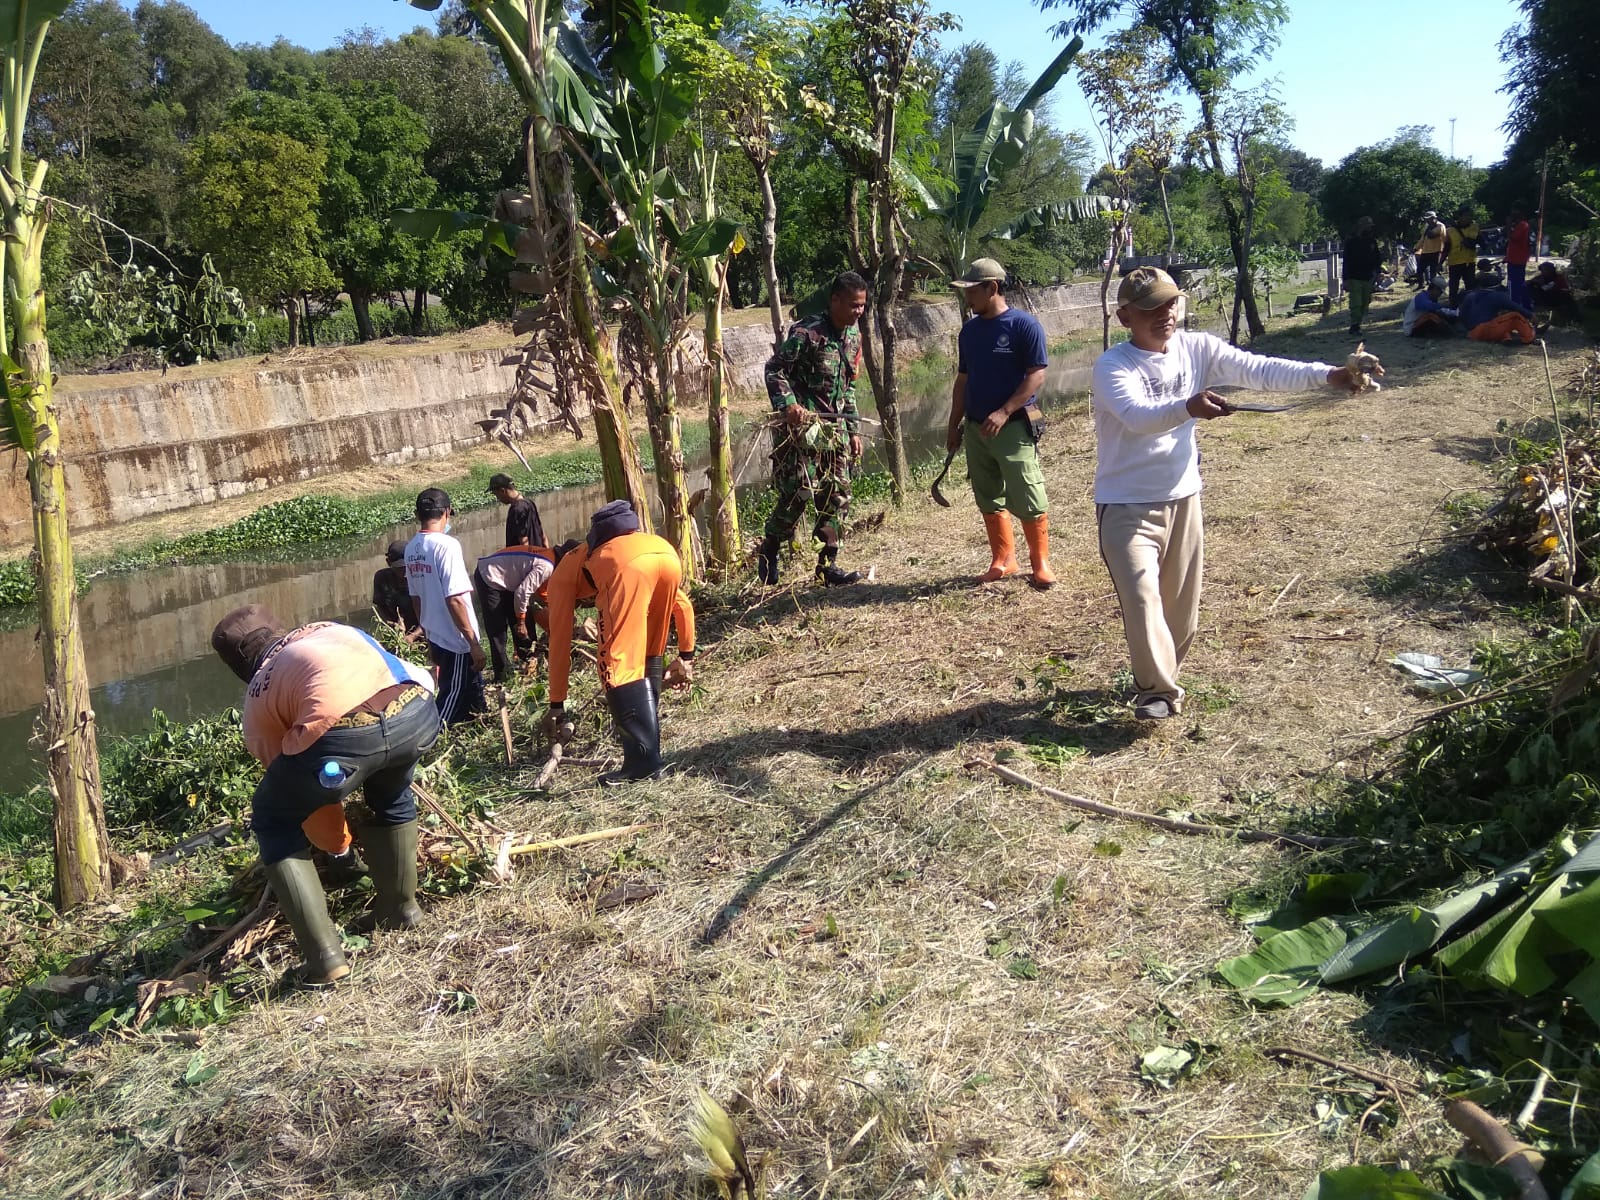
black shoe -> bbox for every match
[1133,697,1174,721]
[1348,325,1361,335]
[599,678,663,785]
[816,563,860,587]
[756,540,779,585]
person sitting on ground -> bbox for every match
[1402,277,1459,337]
[1530,262,1580,319]
[472,542,556,683]
[211,605,441,984]
[489,473,545,549]
[371,540,419,634]
[1458,281,1539,345]
[1472,258,1504,290]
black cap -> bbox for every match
[416,487,451,521]
[385,539,408,564]
[488,473,516,492]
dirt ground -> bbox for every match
[7,290,1585,1198]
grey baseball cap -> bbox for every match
[950,258,1007,288]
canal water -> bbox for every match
[0,361,1094,782]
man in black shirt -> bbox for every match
[488,473,546,549]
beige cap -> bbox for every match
[950,257,1007,288]
[1116,267,1183,310]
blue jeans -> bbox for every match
[250,690,442,865]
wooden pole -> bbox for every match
[1534,151,1550,265]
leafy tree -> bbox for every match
[181,124,336,345]
[64,254,251,363]
[232,84,438,341]
[1321,130,1481,246]
[815,0,955,504]
[399,0,653,524]
[1076,31,1180,345]
[1040,0,1289,339]
[1,0,112,909]
[1500,0,1600,167]
[126,0,246,246]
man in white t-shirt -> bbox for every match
[1092,268,1376,721]
[405,487,486,724]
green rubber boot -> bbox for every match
[263,850,350,983]
[362,820,423,929]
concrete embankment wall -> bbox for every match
[6,266,1326,547]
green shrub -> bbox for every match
[100,709,256,836]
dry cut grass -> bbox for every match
[5,291,1577,1199]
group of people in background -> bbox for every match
[1386,203,1577,343]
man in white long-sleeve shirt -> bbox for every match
[1092,268,1373,720]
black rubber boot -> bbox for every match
[645,654,666,715]
[263,850,350,983]
[361,820,422,930]
[600,679,663,786]
[318,845,368,889]
[815,545,859,587]
[756,538,780,585]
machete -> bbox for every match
[931,448,959,507]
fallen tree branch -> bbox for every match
[1263,1045,1418,1097]
[500,704,515,765]
[509,822,655,857]
[976,760,1363,850]
[166,888,275,980]
[1445,1099,1550,1200]
[1529,575,1595,603]
[533,741,563,791]
[412,783,487,857]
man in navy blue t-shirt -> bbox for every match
[945,258,1053,588]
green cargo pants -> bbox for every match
[965,416,1048,518]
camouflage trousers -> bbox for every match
[764,426,852,550]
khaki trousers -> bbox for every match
[1097,494,1204,710]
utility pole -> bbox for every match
[1449,117,1456,159]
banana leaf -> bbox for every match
[0,0,71,42]
[1317,850,1544,985]
[1301,1166,1449,1200]
[984,196,1116,242]
[1216,917,1347,1007]
[390,208,523,257]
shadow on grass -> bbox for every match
[681,696,1139,945]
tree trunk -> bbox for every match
[755,158,784,349]
[8,222,110,910]
[1197,101,1264,339]
[1157,173,1176,264]
[285,298,301,348]
[302,294,316,346]
[412,284,427,331]
[350,290,376,342]
[1099,250,1115,351]
[645,341,695,579]
[703,262,739,577]
[535,127,653,529]
[873,109,908,505]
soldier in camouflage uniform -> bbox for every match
[758,271,869,586]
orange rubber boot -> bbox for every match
[978,511,1019,582]
[1022,514,1055,590]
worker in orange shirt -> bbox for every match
[543,501,696,785]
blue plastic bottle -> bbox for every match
[319,760,348,790]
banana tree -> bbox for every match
[1,0,112,909]
[924,37,1092,294]
[403,0,653,525]
[581,0,736,580]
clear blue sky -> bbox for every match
[163,0,1522,169]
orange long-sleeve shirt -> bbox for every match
[545,534,695,704]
